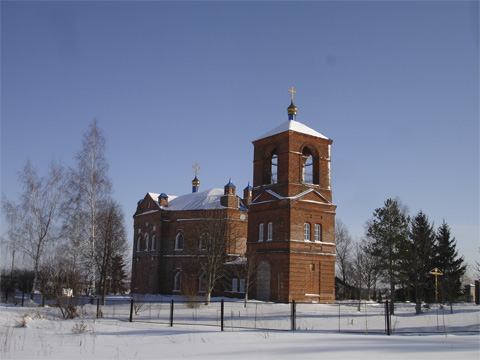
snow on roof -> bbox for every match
[224,257,247,266]
[256,119,330,141]
[148,188,245,211]
[252,188,331,204]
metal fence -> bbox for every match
[124,298,479,335]
[3,292,479,335]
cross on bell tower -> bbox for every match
[192,163,200,193]
[287,86,298,121]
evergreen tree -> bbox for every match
[408,211,436,314]
[110,255,128,295]
[95,200,129,303]
[366,198,410,314]
[434,221,466,312]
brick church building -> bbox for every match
[131,89,336,303]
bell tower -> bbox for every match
[247,88,336,303]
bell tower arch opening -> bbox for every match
[301,145,320,185]
[270,150,278,184]
[262,147,279,185]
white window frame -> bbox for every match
[137,236,142,252]
[267,222,273,241]
[144,233,149,251]
[304,223,311,241]
[151,235,156,251]
[175,232,184,250]
[199,233,209,251]
[271,153,278,184]
[239,279,246,293]
[174,272,182,292]
[303,155,313,184]
[314,224,321,242]
[258,223,264,242]
[198,273,206,293]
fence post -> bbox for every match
[42,294,45,307]
[338,303,341,333]
[221,299,225,331]
[291,300,296,331]
[170,299,174,327]
[96,297,100,318]
[22,292,25,306]
[129,298,134,322]
[385,301,391,335]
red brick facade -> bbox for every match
[247,124,336,303]
[131,106,336,303]
[131,189,248,295]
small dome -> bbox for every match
[159,193,168,198]
[192,176,200,186]
[244,182,253,190]
[225,179,236,188]
[287,100,297,115]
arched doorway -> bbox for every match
[257,261,270,301]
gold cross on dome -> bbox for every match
[192,163,200,177]
[288,86,297,102]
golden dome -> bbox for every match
[192,176,200,187]
[287,100,297,115]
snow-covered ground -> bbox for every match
[1,297,479,359]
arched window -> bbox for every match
[174,272,182,292]
[151,235,156,251]
[137,236,142,252]
[199,273,206,293]
[144,233,149,251]
[304,223,311,241]
[270,151,278,184]
[175,232,184,250]
[239,278,246,293]
[302,148,314,184]
[258,223,264,242]
[314,224,322,242]
[267,222,273,241]
[232,278,239,292]
[199,233,210,251]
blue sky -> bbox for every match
[1,1,479,270]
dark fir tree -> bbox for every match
[95,200,129,304]
[434,221,466,313]
[366,198,410,314]
[109,255,128,295]
[408,211,436,314]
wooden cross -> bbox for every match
[192,163,200,177]
[429,267,443,303]
[288,86,297,102]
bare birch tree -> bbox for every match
[2,159,66,294]
[60,193,88,294]
[192,209,243,305]
[69,120,111,297]
[229,249,259,307]
[335,218,353,283]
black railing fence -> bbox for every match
[2,292,479,335]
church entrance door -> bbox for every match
[257,261,270,301]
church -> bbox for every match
[131,88,337,303]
